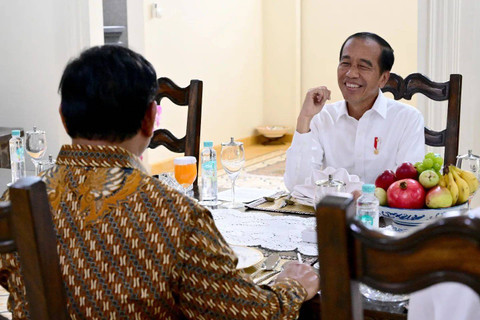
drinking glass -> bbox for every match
[25,127,47,176]
[37,155,56,173]
[174,156,197,195]
[220,137,245,209]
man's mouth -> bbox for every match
[345,82,361,89]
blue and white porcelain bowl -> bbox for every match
[379,203,468,232]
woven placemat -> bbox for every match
[245,196,315,215]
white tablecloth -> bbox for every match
[211,208,317,256]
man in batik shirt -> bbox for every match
[0,45,319,319]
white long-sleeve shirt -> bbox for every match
[408,283,480,320]
[284,90,425,191]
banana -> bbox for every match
[438,174,447,188]
[449,166,470,204]
[446,171,459,205]
[454,167,479,195]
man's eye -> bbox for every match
[340,62,350,66]
[359,65,370,70]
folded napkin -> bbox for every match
[291,167,363,201]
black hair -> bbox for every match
[339,32,394,74]
[59,45,158,142]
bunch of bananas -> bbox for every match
[438,165,479,205]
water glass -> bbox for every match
[25,127,47,175]
[37,155,55,173]
[220,137,245,209]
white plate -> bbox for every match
[230,245,264,269]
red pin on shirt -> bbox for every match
[374,137,379,155]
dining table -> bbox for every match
[0,169,409,319]
[210,188,409,320]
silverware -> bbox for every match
[264,192,288,202]
[297,252,303,263]
[279,195,295,208]
[254,269,281,284]
[250,253,280,280]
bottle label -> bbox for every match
[359,214,374,226]
[12,147,24,163]
[202,160,217,172]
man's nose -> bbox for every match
[346,65,359,78]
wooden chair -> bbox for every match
[148,77,203,192]
[0,177,68,320]
[316,194,480,320]
[381,73,462,167]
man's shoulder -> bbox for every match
[385,97,423,117]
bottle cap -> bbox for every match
[11,130,20,137]
[204,141,213,148]
[362,184,375,193]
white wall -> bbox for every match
[418,0,480,207]
[418,0,480,156]
[143,0,264,165]
[0,1,98,166]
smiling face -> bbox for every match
[337,37,390,114]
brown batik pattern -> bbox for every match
[0,144,307,319]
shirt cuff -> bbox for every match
[292,130,312,146]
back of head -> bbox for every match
[339,32,394,74]
[59,45,158,142]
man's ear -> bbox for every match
[59,105,68,133]
[378,71,390,88]
[141,101,157,137]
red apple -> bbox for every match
[375,170,397,190]
[395,162,418,180]
[387,179,425,209]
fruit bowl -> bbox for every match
[379,203,468,232]
[256,126,289,138]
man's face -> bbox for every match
[337,37,389,111]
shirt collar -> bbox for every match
[56,144,147,172]
[335,89,387,122]
[370,89,388,119]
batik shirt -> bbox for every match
[0,144,306,319]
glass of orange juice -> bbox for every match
[174,156,197,194]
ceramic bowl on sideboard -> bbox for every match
[379,203,468,232]
[256,126,289,138]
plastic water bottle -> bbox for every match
[356,184,379,229]
[9,130,26,183]
[199,141,218,206]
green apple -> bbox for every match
[419,169,440,188]
[374,187,388,206]
[426,186,453,208]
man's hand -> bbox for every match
[275,261,319,301]
[352,190,362,202]
[297,86,331,133]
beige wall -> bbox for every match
[262,0,301,131]
[300,0,418,116]
[0,1,419,171]
[145,0,418,167]
[143,0,264,165]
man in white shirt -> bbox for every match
[284,32,425,191]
